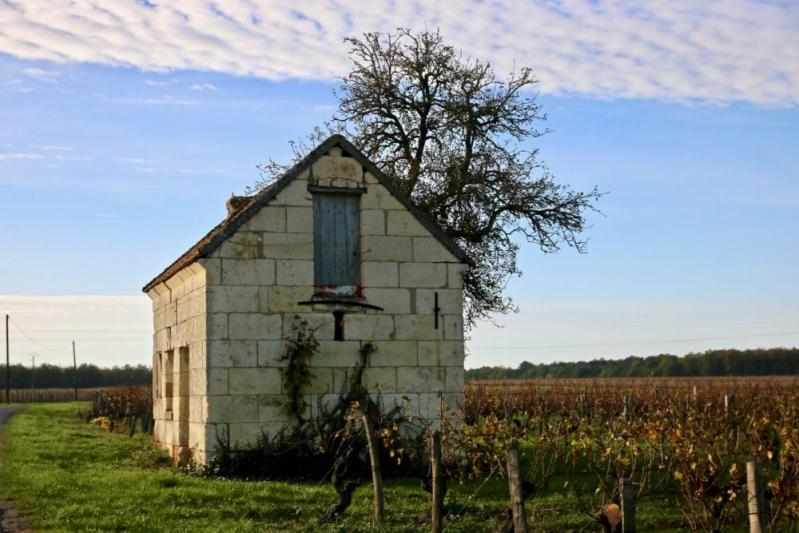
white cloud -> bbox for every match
[190,83,217,91]
[0,1,795,105]
[0,150,92,162]
[144,78,175,86]
[23,66,59,80]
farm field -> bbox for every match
[0,376,797,531]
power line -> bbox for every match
[8,317,64,354]
[471,330,799,352]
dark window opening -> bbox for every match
[333,311,345,341]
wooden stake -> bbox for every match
[430,430,444,533]
[506,444,528,533]
[361,413,384,524]
[621,478,636,533]
[747,461,765,533]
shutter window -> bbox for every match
[313,192,361,296]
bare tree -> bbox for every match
[252,28,602,326]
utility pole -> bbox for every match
[72,340,78,401]
[5,314,9,404]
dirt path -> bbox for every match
[0,406,33,533]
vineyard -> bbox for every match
[452,376,799,531]
[7,377,798,531]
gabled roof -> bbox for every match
[142,135,468,293]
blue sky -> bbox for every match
[1,1,798,368]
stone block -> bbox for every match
[189,369,207,397]
[399,263,446,288]
[229,422,264,447]
[362,236,412,262]
[416,289,463,315]
[205,423,229,452]
[387,211,428,237]
[445,367,465,392]
[258,340,286,367]
[207,340,257,368]
[207,395,259,423]
[362,262,398,287]
[447,264,464,289]
[206,285,259,313]
[286,206,313,233]
[444,314,464,341]
[262,233,314,259]
[229,313,283,340]
[229,367,282,395]
[368,341,417,366]
[398,367,446,394]
[207,313,228,340]
[332,368,349,393]
[218,232,262,259]
[418,341,464,367]
[361,184,405,210]
[362,288,410,314]
[312,154,363,181]
[313,341,362,367]
[189,422,205,448]
[199,258,222,286]
[306,368,334,393]
[207,368,229,395]
[244,206,286,232]
[258,394,288,422]
[274,178,312,206]
[275,259,313,286]
[362,367,397,393]
[418,392,446,419]
[413,237,458,262]
[222,259,275,285]
[361,209,385,236]
[378,393,419,414]
[283,313,335,341]
[164,302,177,327]
[394,314,445,341]
[260,286,311,313]
[344,314,394,340]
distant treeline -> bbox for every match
[466,348,799,380]
[1,363,151,389]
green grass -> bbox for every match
[0,404,684,532]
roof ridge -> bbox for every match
[142,134,468,293]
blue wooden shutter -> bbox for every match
[313,193,360,295]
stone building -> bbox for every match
[142,135,468,465]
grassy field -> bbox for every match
[0,403,685,532]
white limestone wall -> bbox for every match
[148,263,208,464]
[201,146,465,453]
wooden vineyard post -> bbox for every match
[506,444,528,533]
[430,430,444,533]
[724,394,735,453]
[361,413,385,524]
[622,395,631,421]
[747,461,765,533]
[620,478,636,533]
